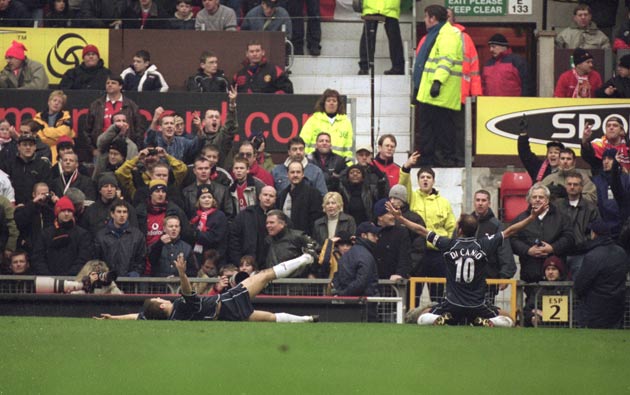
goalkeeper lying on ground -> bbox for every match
[95,252,319,323]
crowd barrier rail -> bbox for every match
[409,277,630,328]
[0,275,406,323]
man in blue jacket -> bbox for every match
[332,222,380,323]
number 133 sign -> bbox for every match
[508,0,532,15]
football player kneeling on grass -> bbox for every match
[95,251,319,322]
[386,200,548,327]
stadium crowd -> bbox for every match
[1,1,629,327]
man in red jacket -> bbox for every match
[482,33,532,97]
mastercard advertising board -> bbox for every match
[0,28,109,84]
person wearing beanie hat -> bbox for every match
[149,179,168,194]
[54,195,76,217]
[372,197,412,281]
[0,40,49,89]
[574,216,628,329]
[81,170,139,236]
[523,255,567,327]
[33,90,75,164]
[83,44,100,58]
[487,33,509,47]
[554,47,602,98]
[482,32,532,97]
[136,176,192,260]
[59,43,112,90]
[389,184,407,203]
[388,183,426,275]
[542,256,566,280]
[109,138,128,160]
[555,4,611,50]
[31,195,93,276]
[595,54,630,98]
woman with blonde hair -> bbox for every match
[74,260,122,294]
[33,90,75,163]
[311,191,356,245]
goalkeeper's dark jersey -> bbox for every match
[427,230,504,307]
[169,293,220,320]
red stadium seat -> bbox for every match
[500,172,532,222]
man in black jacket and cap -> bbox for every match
[574,219,628,329]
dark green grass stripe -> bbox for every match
[1,317,629,395]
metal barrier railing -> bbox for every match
[0,275,407,323]
[408,277,630,328]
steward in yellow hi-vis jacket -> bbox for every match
[413,4,462,167]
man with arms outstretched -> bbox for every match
[386,197,547,327]
[96,252,318,322]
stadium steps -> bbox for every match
[290,20,414,164]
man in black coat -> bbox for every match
[471,189,516,300]
[229,185,276,269]
[264,209,316,277]
[574,219,628,329]
[331,221,380,322]
[276,160,323,236]
[388,184,425,275]
[518,132,564,183]
[95,200,146,276]
[0,133,51,205]
[307,132,348,192]
[81,174,138,236]
[14,182,56,253]
[0,0,31,27]
[372,198,411,280]
[31,196,94,275]
[510,183,574,286]
[59,44,112,90]
[78,0,126,28]
[51,152,96,201]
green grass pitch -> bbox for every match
[1,316,629,395]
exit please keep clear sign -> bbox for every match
[446,0,532,16]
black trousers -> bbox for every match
[287,0,321,52]
[358,16,404,71]
[416,102,458,167]
[416,249,446,304]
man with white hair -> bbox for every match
[510,183,574,288]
